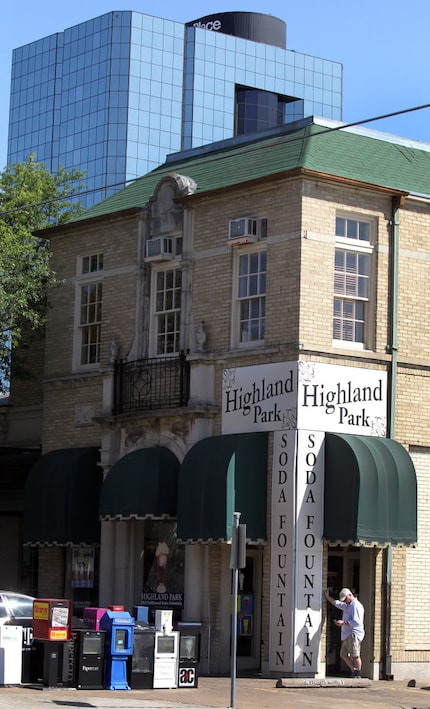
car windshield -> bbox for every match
[5,594,33,618]
[0,599,7,619]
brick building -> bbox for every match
[4,116,430,679]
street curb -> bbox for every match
[276,677,372,688]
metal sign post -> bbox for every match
[230,512,246,709]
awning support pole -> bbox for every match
[229,512,246,708]
[382,195,403,680]
[230,512,240,708]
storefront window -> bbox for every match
[141,520,184,619]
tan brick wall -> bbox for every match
[37,212,144,448]
[9,328,45,408]
[390,548,408,655]
[42,376,103,451]
[6,328,45,447]
[38,547,65,597]
[373,549,384,662]
[403,450,430,654]
[45,213,140,379]
[397,202,430,362]
[191,181,303,352]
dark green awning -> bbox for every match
[0,447,41,512]
[99,447,179,520]
[23,447,102,546]
[177,432,268,543]
[324,433,417,547]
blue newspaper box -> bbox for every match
[100,610,134,690]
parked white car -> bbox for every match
[0,591,34,626]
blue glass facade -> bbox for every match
[7,11,342,207]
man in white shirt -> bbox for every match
[325,587,365,678]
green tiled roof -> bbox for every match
[76,122,430,222]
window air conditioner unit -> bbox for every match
[228,217,258,245]
[145,237,174,261]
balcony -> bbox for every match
[113,352,190,415]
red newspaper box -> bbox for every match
[33,599,72,641]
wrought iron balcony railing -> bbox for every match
[113,352,190,415]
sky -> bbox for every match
[1,0,429,170]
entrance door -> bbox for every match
[326,546,374,679]
[236,549,262,674]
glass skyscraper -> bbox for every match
[7,11,342,207]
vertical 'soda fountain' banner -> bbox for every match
[269,430,296,672]
[270,429,324,674]
[293,430,324,673]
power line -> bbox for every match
[303,102,430,139]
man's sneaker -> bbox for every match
[352,669,362,678]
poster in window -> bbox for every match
[72,546,94,588]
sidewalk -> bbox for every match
[2,676,430,709]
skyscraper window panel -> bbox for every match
[148,142,160,163]
[293,51,306,68]
[141,30,154,49]
[172,70,183,90]
[303,99,314,116]
[333,77,342,94]
[203,90,215,110]
[151,48,165,67]
[131,14,143,32]
[313,72,324,90]
[295,67,306,85]
[332,92,342,109]
[159,130,173,149]
[193,89,205,108]
[152,17,165,35]
[305,54,316,72]
[192,124,203,143]
[152,32,165,52]
[160,83,174,104]
[303,84,314,101]
[264,60,276,79]
[138,81,151,103]
[235,53,248,70]
[314,88,324,104]
[305,69,318,88]
[323,73,334,92]
[202,124,216,142]
[148,103,162,127]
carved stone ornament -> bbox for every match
[75,404,96,426]
[149,174,197,235]
[195,320,207,353]
[108,339,119,364]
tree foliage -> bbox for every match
[0,155,86,392]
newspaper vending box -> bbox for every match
[33,599,72,642]
[153,631,179,689]
[74,630,105,689]
[100,609,134,690]
[0,625,22,685]
[32,599,72,688]
[129,627,155,689]
[177,622,201,688]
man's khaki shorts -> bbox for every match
[340,633,361,658]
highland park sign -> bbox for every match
[222,360,387,436]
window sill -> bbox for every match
[332,339,366,351]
